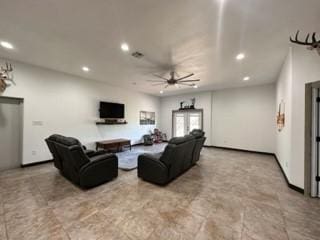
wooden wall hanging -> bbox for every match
[277,100,285,132]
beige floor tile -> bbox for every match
[283,210,320,240]
[6,207,69,240]
[242,210,289,240]
[149,224,195,240]
[0,215,7,240]
[195,218,241,240]
[0,145,319,240]
[286,230,318,240]
[67,212,117,240]
[119,210,158,240]
[52,200,99,229]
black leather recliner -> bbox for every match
[138,133,205,185]
[45,135,118,188]
[45,134,95,170]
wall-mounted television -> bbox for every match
[99,101,125,119]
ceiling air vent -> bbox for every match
[131,51,144,59]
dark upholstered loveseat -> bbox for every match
[137,130,206,185]
[45,134,118,188]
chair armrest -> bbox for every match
[86,150,108,158]
[137,153,168,185]
[141,152,163,161]
[84,149,95,156]
[79,154,118,188]
[89,152,115,162]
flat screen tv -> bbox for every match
[99,102,125,119]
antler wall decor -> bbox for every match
[0,62,14,92]
[290,31,320,55]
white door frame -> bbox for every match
[305,81,320,197]
[311,88,320,197]
[172,109,203,137]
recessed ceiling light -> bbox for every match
[160,90,164,94]
[82,66,90,72]
[0,41,14,49]
[236,53,245,60]
[121,43,129,52]
[193,85,198,89]
[243,76,250,81]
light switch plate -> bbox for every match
[32,121,43,126]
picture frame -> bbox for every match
[140,111,155,125]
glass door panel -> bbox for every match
[173,113,186,137]
[173,110,203,137]
[188,112,202,132]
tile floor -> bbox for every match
[0,146,319,240]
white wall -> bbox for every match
[291,46,320,188]
[275,46,320,189]
[275,49,293,178]
[212,84,276,153]
[1,60,160,165]
[160,84,276,153]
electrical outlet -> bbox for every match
[32,151,37,156]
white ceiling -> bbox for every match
[0,0,319,96]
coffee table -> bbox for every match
[96,138,131,152]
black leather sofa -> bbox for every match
[137,130,206,185]
[45,134,118,188]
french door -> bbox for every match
[172,110,203,137]
[311,88,320,197]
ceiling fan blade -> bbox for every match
[176,73,194,81]
[178,83,195,87]
[178,79,200,82]
[153,74,170,81]
[164,84,169,88]
[152,83,166,86]
[147,80,167,82]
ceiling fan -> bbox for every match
[147,71,200,89]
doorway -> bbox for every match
[0,97,23,171]
[172,109,203,137]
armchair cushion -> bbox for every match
[84,149,95,156]
[90,153,115,162]
[141,152,163,162]
[86,150,108,158]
